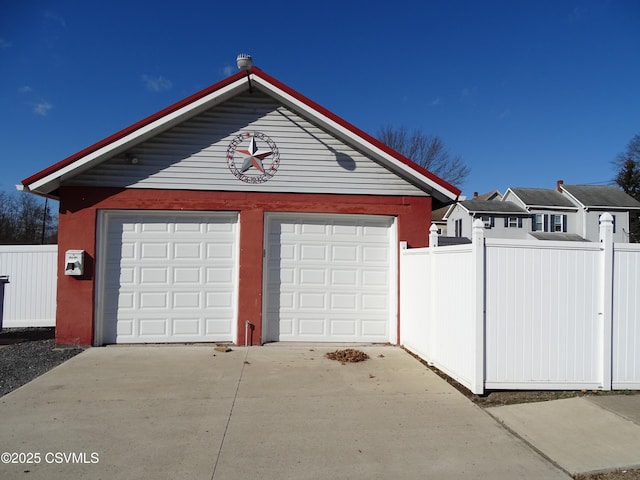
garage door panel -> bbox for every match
[298,318,325,335]
[330,293,357,310]
[332,245,358,261]
[362,270,388,286]
[299,292,325,309]
[139,292,168,309]
[173,267,200,284]
[299,268,326,285]
[265,214,395,343]
[362,320,387,336]
[207,243,234,259]
[330,319,356,335]
[332,269,357,286]
[300,244,326,261]
[100,212,238,344]
[173,319,200,335]
[141,267,168,284]
[173,292,200,309]
[206,267,235,283]
[174,243,201,259]
[363,246,388,262]
[205,318,233,335]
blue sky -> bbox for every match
[1,0,639,200]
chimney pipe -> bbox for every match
[557,179,564,192]
[473,192,478,198]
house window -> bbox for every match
[454,218,462,237]
[551,214,564,232]
[534,214,544,231]
[532,213,568,233]
[481,216,494,229]
[504,217,522,228]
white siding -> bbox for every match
[67,92,427,196]
[0,245,57,327]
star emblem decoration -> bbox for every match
[226,131,280,183]
[236,137,273,174]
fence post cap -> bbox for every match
[472,218,485,229]
[599,212,614,223]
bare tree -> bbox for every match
[377,126,470,186]
[0,191,57,244]
[613,133,640,242]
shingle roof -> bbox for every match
[562,185,640,209]
[459,199,529,215]
[529,232,587,242]
[509,188,576,208]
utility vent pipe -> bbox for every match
[236,53,252,70]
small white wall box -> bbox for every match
[64,250,85,276]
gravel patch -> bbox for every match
[0,328,85,397]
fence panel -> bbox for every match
[400,244,479,393]
[484,240,602,390]
[399,247,431,360]
[400,216,640,392]
[0,245,58,328]
[612,243,640,389]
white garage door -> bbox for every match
[98,211,238,344]
[264,213,396,343]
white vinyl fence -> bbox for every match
[400,214,640,394]
[0,245,57,328]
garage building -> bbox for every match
[22,64,460,346]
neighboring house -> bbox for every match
[502,186,582,241]
[445,181,640,243]
[431,205,449,236]
[559,182,640,243]
[444,200,531,240]
[472,190,502,201]
[20,62,459,347]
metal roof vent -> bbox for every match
[236,53,253,70]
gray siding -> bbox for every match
[66,92,427,196]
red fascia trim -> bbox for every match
[250,67,461,198]
[22,70,250,187]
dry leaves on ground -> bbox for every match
[325,349,370,363]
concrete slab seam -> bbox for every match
[210,346,251,480]
[483,408,573,477]
[585,397,640,426]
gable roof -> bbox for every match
[506,187,577,209]
[561,185,640,210]
[474,190,503,201]
[456,199,529,216]
[21,67,460,203]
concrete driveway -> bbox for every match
[0,345,568,479]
